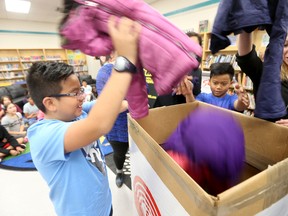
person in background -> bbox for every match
[177,62,250,112]
[81,79,93,102]
[37,110,45,121]
[26,16,140,216]
[1,103,26,142]
[237,31,288,126]
[23,95,39,126]
[153,31,203,107]
[95,55,110,67]
[0,125,25,162]
[186,31,203,96]
[0,105,4,119]
[96,51,130,188]
[0,95,23,114]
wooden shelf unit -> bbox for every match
[0,48,88,87]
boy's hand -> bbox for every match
[234,84,250,108]
[174,76,193,96]
[173,75,195,103]
[108,16,141,65]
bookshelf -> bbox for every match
[66,50,88,76]
[200,29,268,116]
[201,32,239,72]
[0,48,88,87]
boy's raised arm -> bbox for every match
[65,16,141,153]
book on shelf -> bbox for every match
[227,35,237,46]
[203,54,238,70]
[20,55,45,61]
[0,72,11,79]
[46,55,62,61]
[236,73,253,90]
[13,71,24,78]
[0,72,5,79]
[0,63,20,71]
[22,62,33,70]
[0,56,19,61]
[199,20,208,33]
[261,33,270,47]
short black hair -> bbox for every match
[26,62,74,112]
[186,31,202,47]
[210,63,234,80]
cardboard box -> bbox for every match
[128,102,288,215]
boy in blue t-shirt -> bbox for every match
[177,63,250,111]
[26,17,140,216]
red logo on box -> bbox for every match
[133,176,161,216]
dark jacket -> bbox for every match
[210,0,271,54]
[211,0,288,120]
[236,46,288,120]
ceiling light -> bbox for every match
[5,0,31,14]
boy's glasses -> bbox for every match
[49,88,85,99]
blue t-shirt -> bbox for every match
[96,63,128,142]
[196,93,237,110]
[27,101,112,216]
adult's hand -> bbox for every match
[275,119,288,127]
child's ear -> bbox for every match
[42,97,57,112]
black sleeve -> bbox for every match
[0,125,21,149]
[0,146,10,155]
[191,68,202,96]
[236,45,263,97]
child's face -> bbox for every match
[50,75,85,121]
[209,74,232,98]
[28,97,35,105]
[82,81,87,87]
[6,103,17,114]
[3,97,11,106]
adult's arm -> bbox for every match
[236,32,263,96]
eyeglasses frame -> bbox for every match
[48,88,85,99]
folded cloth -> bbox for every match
[59,0,202,119]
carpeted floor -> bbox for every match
[0,143,36,171]
[0,137,132,189]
